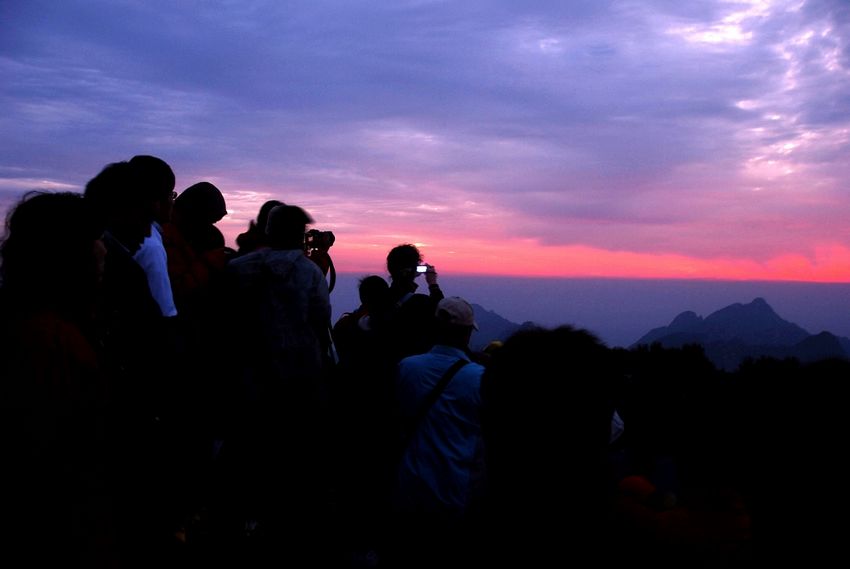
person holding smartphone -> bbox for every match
[385,243,444,361]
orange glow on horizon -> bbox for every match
[218,215,850,283]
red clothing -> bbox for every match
[2,309,117,567]
[161,221,227,310]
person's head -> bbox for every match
[236,200,285,253]
[359,275,390,308]
[129,155,175,224]
[173,181,227,226]
[266,204,313,250]
[434,296,479,348]
[257,200,284,233]
[84,161,152,252]
[481,325,616,502]
[386,243,423,281]
[1,191,105,315]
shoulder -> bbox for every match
[134,235,166,263]
[294,252,323,270]
[335,308,364,327]
[294,254,328,284]
[228,250,257,266]
[159,222,183,243]
[460,362,486,385]
[397,292,436,312]
[105,245,148,281]
[228,249,265,270]
[398,351,432,369]
[20,312,99,371]
[333,311,357,335]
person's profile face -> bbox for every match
[397,265,417,279]
[124,206,154,253]
[153,193,175,223]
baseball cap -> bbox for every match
[436,296,479,330]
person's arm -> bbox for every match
[425,265,444,301]
[134,231,178,317]
[308,265,333,358]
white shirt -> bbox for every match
[133,222,178,317]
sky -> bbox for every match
[2,0,850,281]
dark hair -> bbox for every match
[1,191,104,317]
[386,243,422,278]
[84,161,146,216]
[84,161,156,252]
[257,200,284,234]
[266,204,313,248]
[235,199,284,253]
[129,155,175,200]
[175,182,227,225]
[359,274,390,306]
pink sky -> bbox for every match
[215,183,850,282]
[2,0,850,282]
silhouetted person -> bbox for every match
[159,181,233,532]
[385,243,444,361]
[598,343,756,568]
[84,161,163,393]
[162,181,229,314]
[333,274,393,365]
[388,296,485,568]
[130,154,178,317]
[235,199,283,256]
[477,325,618,566]
[331,275,397,560]
[84,161,176,566]
[224,204,334,564]
[228,203,333,388]
[0,191,117,567]
[730,356,846,566]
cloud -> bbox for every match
[2,0,850,280]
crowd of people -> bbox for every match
[1,155,845,567]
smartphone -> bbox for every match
[416,265,428,273]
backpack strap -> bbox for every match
[400,359,470,451]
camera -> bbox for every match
[416,265,428,273]
[305,229,335,252]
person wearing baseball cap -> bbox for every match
[390,295,484,566]
[435,296,479,331]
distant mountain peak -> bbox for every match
[669,310,702,330]
[469,303,522,351]
[744,297,777,316]
[703,297,789,332]
[635,297,808,348]
[631,297,845,370]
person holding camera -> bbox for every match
[304,227,336,292]
[224,204,334,560]
[385,243,444,362]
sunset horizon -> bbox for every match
[3,0,849,284]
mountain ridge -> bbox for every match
[469,297,848,371]
[631,297,847,370]
[469,303,525,351]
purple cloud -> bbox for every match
[2,0,849,274]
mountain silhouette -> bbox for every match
[469,303,524,351]
[633,297,847,370]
